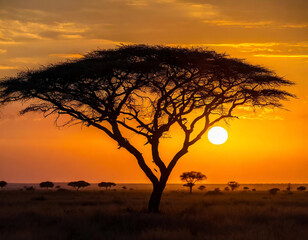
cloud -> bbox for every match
[203,20,273,28]
[236,106,284,120]
[0,65,19,70]
[49,53,84,58]
[281,24,308,29]
[0,20,89,43]
[253,54,308,58]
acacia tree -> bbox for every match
[68,181,90,191]
[180,171,206,193]
[0,45,294,212]
[98,182,116,190]
[39,181,54,190]
[228,181,240,191]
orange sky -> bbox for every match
[0,0,307,183]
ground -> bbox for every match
[0,189,308,240]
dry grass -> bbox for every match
[0,190,308,240]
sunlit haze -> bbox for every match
[0,0,307,183]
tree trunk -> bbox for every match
[148,183,165,213]
[189,186,192,193]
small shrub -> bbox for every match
[206,188,222,195]
[269,188,280,195]
[297,186,307,192]
[0,181,7,189]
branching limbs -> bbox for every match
[0,45,294,189]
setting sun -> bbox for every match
[208,126,228,145]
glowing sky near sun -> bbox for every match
[0,0,307,183]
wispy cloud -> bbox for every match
[0,65,19,70]
[49,53,84,58]
[253,54,308,58]
[203,20,273,28]
[280,24,308,29]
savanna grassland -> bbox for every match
[1,189,308,240]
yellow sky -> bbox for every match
[0,0,307,183]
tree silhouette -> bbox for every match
[228,181,240,191]
[269,188,280,195]
[286,183,292,192]
[0,181,7,189]
[98,181,116,190]
[297,186,306,192]
[0,45,294,212]
[180,171,206,193]
[39,181,54,190]
[198,185,206,191]
[68,181,90,191]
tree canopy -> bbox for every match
[180,171,206,193]
[98,182,116,190]
[228,181,240,191]
[39,181,54,189]
[0,45,294,212]
[0,181,7,189]
[68,181,90,190]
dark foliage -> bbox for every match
[269,188,280,195]
[180,171,206,193]
[39,181,54,189]
[228,181,240,191]
[98,182,116,190]
[0,45,294,212]
[0,181,7,189]
[297,186,306,192]
[24,186,35,191]
[68,181,90,191]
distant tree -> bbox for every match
[68,181,90,191]
[286,183,291,192]
[39,181,54,190]
[24,186,35,191]
[98,182,108,190]
[180,171,206,193]
[297,186,306,192]
[252,188,256,192]
[269,188,280,195]
[107,182,116,190]
[198,185,206,191]
[0,45,294,212]
[224,187,230,191]
[0,181,7,189]
[98,182,116,190]
[55,185,61,189]
[243,186,249,191]
[228,181,240,191]
[122,186,127,190]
